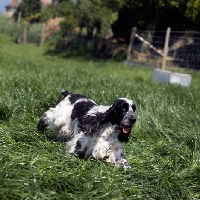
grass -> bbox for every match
[0,32,200,200]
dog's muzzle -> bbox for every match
[120,111,136,134]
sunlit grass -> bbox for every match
[0,33,199,199]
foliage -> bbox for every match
[0,17,43,45]
[53,0,124,11]
[0,17,23,43]
[0,33,200,199]
[43,0,120,37]
[53,0,200,33]
[48,0,200,34]
[13,0,42,23]
[0,17,10,34]
[112,0,197,32]
[22,13,41,23]
[76,0,114,37]
[41,0,121,56]
[40,0,200,59]
[27,23,44,44]
[186,0,200,24]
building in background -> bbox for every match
[5,0,22,17]
[5,0,50,17]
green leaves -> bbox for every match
[13,0,42,23]
[42,0,119,37]
[186,0,200,24]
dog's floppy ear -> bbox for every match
[110,99,123,109]
[132,104,136,112]
[78,101,123,135]
[104,99,124,125]
[78,113,108,135]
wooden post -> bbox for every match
[40,23,46,46]
[127,27,137,61]
[92,26,97,51]
[62,24,68,49]
[23,23,28,44]
[162,27,171,70]
[17,12,22,24]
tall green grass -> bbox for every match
[0,33,199,199]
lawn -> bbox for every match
[0,33,199,200]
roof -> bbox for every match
[5,0,50,8]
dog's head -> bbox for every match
[78,98,136,142]
[108,98,136,142]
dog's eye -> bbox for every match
[121,103,128,112]
[132,104,136,112]
[122,108,127,111]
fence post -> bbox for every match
[17,12,22,24]
[40,23,46,46]
[127,27,137,61]
[162,27,171,70]
[23,22,28,44]
[92,26,97,51]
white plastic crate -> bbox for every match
[169,72,192,87]
[153,69,192,87]
[153,69,171,83]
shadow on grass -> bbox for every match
[0,103,12,121]
[44,48,104,62]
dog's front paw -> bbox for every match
[123,162,131,169]
[116,159,131,169]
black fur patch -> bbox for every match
[78,99,133,137]
[107,99,127,125]
[132,104,136,112]
[118,131,130,143]
[75,140,85,158]
[69,94,88,104]
[61,90,70,97]
[37,119,47,132]
[78,113,107,134]
[71,101,96,120]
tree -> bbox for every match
[13,0,42,23]
[186,0,200,26]
[42,0,78,34]
[43,0,121,37]
[75,0,114,37]
[112,0,199,36]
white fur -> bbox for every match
[38,93,136,168]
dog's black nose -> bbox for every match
[130,117,136,124]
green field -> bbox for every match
[0,33,199,199]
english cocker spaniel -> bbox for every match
[37,90,136,168]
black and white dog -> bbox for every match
[37,90,136,168]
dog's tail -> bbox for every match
[61,90,70,97]
[37,118,47,132]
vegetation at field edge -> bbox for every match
[0,33,199,199]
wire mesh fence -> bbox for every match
[168,32,200,69]
[128,28,200,70]
[0,16,200,70]
[0,18,43,45]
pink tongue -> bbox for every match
[123,127,129,134]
